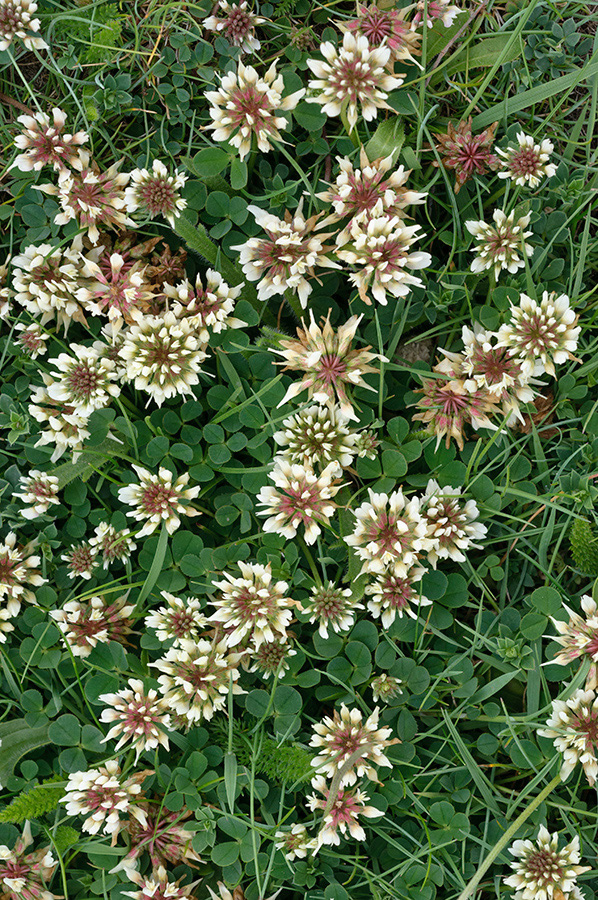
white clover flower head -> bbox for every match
[341,3,421,64]
[12,241,87,334]
[247,636,297,679]
[496,291,580,378]
[301,581,364,639]
[61,541,98,580]
[50,595,134,658]
[337,199,431,304]
[149,638,245,727]
[15,322,49,359]
[233,202,341,308]
[0,532,45,616]
[548,595,598,690]
[124,160,187,226]
[14,470,60,519]
[307,775,383,848]
[273,404,359,471]
[164,269,244,344]
[538,688,598,786]
[61,761,149,842]
[504,825,590,900]
[307,32,404,132]
[145,591,207,645]
[257,460,342,545]
[0,823,57,900]
[29,383,91,462]
[13,107,88,172]
[420,479,487,567]
[78,252,153,324]
[365,563,430,627]
[120,311,209,407]
[44,344,120,417]
[0,0,47,50]
[89,522,137,568]
[274,824,317,861]
[465,209,533,280]
[310,704,398,786]
[205,60,305,160]
[345,487,432,575]
[497,132,557,188]
[208,561,295,650]
[99,678,172,761]
[371,673,404,704]
[117,465,201,538]
[123,865,198,900]
[203,0,265,54]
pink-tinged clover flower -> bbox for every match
[99,679,172,761]
[12,107,87,172]
[89,522,137,568]
[44,344,120,417]
[538,688,598,786]
[111,802,202,878]
[0,532,45,616]
[117,465,200,538]
[124,160,187,226]
[412,0,461,28]
[145,591,207,646]
[548,595,598,691]
[344,487,431,575]
[78,252,153,325]
[14,470,60,519]
[307,775,383,848]
[61,761,149,843]
[35,151,133,245]
[340,2,421,64]
[203,1,265,54]
[274,824,317,861]
[248,636,297,679]
[205,60,305,160]
[504,826,590,900]
[257,460,341,545]
[164,269,245,344]
[411,370,500,450]
[433,117,499,193]
[336,199,431,304]
[307,32,404,132]
[15,322,48,359]
[0,822,56,900]
[497,132,557,188]
[61,541,98,580]
[12,241,87,333]
[0,0,47,50]
[310,704,398,786]
[420,479,487,567]
[365,564,430,627]
[496,291,580,378]
[50,595,134,658]
[272,311,381,421]
[234,203,340,308]
[465,209,533,279]
[301,582,364,639]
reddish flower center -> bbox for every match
[0,554,18,585]
[65,362,103,400]
[312,588,346,620]
[140,484,177,516]
[573,712,598,745]
[363,513,409,554]
[138,179,176,216]
[526,848,563,881]
[318,353,347,384]
[226,7,251,42]
[378,574,413,608]
[510,147,541,177]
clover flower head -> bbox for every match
[61,761,149,842]
[79,252,153,324]
[337,199,431,304]
[29,384,91,462]
[209,561,295,650]
[307,775,383,848]
[44,344,120,417]
[89,522,137,568]
[420,479,487,567]
[345,487,431,575]
[538,687,598,786]
[205,60,305,160]
[301,582,364,639]
[112,802,202,878]
[50,594,134,657]
[12,241,86,333]
[274,824,317,861]
[203,1,264,54]
[433,117,499,192]
[497,132,557,188]
[0,532,45,616]
[99,679,172,761]
[150,638,245,726]
[411,369,500,450]
[61,541,98,580]
[307,32,404,132]
[123,866,198,900]
[118,465,200,538]
[371,673,405,704]
[310,704,398,786]
[273,311,381,421]
[15,322,49,359]
[13,107,87,172]
[145,591,207,645]
[365,563,430,626]
[274,404,359,472]
[317,150,427,245]
[0,823,56,900]
[247,636,297,679]
[504,825,590,900]
[496,291,580,378]
[549,595,598,690]
[234,203,340,308]
[120,311,209,407]
[14,470,60,519]
[36,151,133,245]
[342,2,421,63]
[257,460,341,545]
[0,0,47,50]
[412,0,461,28]
[465,209,533,279]
[164,270,244,344]
[124,160,187,226]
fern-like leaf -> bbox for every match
[52,825,80,853]
[272,0,301,17]
[570,517,598,575]
[0,776,64,823]
[210,720,312,787]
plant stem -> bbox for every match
[457,771,562,900]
